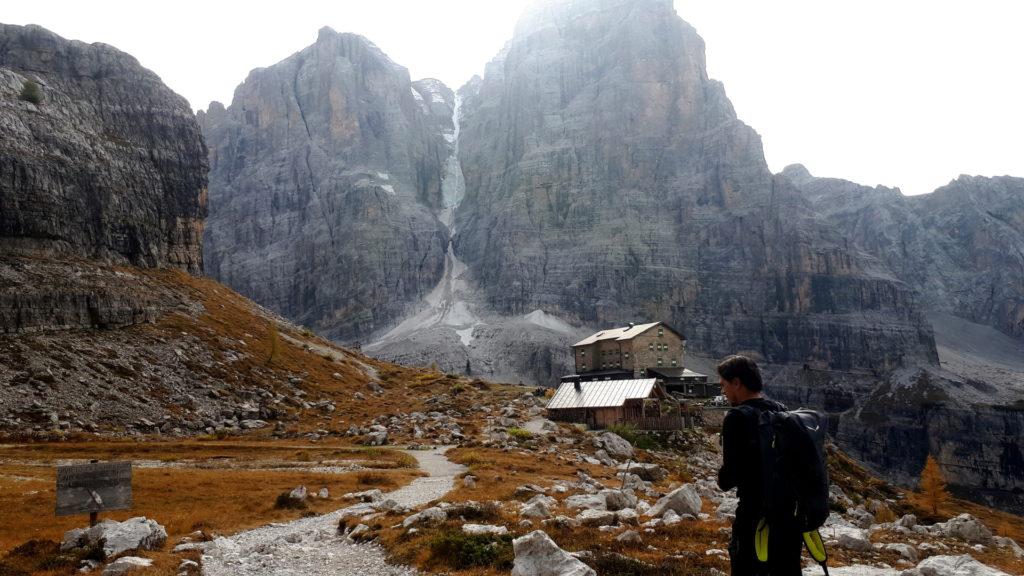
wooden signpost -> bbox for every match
[56,461,132,526]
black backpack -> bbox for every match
[748,407,830,532]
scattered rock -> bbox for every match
[511,530,596,576]
[595,432,634,460]
[616,530,642,545]
[402,506,447,528]
[916,554,1011,576]
[102,556,153,576]
[646,484,701,518]
[937,514,993,544]
[576,509,616,527]
[463,523,509,536]
[288,486,308,501]
[63,517,167,557]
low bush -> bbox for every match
[507,427,532,440]
[274,491,307,510]
[427,530,513,570]
[18,80,42,105]
[605,424,662,450]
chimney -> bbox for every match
[628,322,635,329]
[573,379,581,391]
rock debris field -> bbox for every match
[201,448,465,576]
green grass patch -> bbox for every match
[427,530,513,570]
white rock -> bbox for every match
[102,556,152,576]
[716,497,738,519]
[463,475,477,488]
[576,509,616,527]
[463,523,509,536]
[511,530,596,576]
[801,566,898,576]
[837,530,872,552]
[521,500,553,519]
[896,514,917,529]
[662,510,681,526]
[646,484,702,517]
[601,489,637,512]
[916,554,1011,576]
[288,486,308,501]
[595,432,634,460]
[402,506,447,527]
[884,543,918,562]
[616,508,639,525]
[79,517,167,557]
[565,493,607,510]
[317,487,329,499]
[937,514,993,544]
[616,530,642,544]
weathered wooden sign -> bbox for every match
[56,461,132,517]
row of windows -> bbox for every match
[648,343,674,351]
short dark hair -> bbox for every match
[716,355,763,392]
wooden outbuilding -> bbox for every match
[545,378,683,430]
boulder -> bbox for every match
[511,530,596,576]
[463,475,477,488]
[615,508,639,525]
[937,514,993,543]
[600,489,637,512]
[344,489,383,502]
[521,500,553,519]
[716,497,738,520]
[595,432,634,460]
[402,506,447,528]
[317,487,329,499]
[616,530,642,545]
[102,556,153,576]
[289,486,308,501]
[542,516,581,530]
[565,493,607,510]
[896,514,917,529]
[576,509,616,527]
[837,530,872,552]
[916,554,1011,576]
[646,484,702,518]
[463,523,509,536]
[883,543,918,562]
[64,517,167,557]
[617,462,667,482]
[662,510,682,526]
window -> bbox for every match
[580,350,585,356]
[657,358,663,366]
[658,328,664,337]
[671,359,677,366]
[649,343,654,351]
[581,364,587,371]
[624,352,630,359]
[601,363,606,369]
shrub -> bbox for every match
[19,80,42,105]
[356,472,392,486]
[507,427,532,440]
[605,424,662,450]
[274,491,307,510]
[427,531,513,570]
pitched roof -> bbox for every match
[572,322,660,346]
[546,378,657,410]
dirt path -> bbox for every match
[201,447,466,576]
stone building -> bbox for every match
[568,321,709,396]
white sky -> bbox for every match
[6,0,1023,195]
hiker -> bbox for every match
[716,355,803,576]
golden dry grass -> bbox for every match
[0,439,425,575]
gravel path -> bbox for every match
[201,447,466,576]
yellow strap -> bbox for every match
[755,518,770,562]
[803,530,828,563]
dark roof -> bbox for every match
[647,367,708,379]
[579,368,634,380]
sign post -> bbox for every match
[56,461,132,524]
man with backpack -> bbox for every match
[717,355,829,576]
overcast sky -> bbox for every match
[6,0,1023,195]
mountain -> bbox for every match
[0,23,206,276]
[452,0,937,371]
[197,27,453,342]
[780,165,1024,340]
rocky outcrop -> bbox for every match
[781,166,1024,340]
[0,24,207,275]
[454,0,937,371]
[198,28,451,341]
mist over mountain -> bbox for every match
[198,0,1020,512]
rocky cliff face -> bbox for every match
[198,28,451,341]
[0,24,207,275]
[454,0,937,371]
[781,165,1024,340]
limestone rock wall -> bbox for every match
[454,0,937,370]
[199,28,450,341]
[0,24,207,275]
